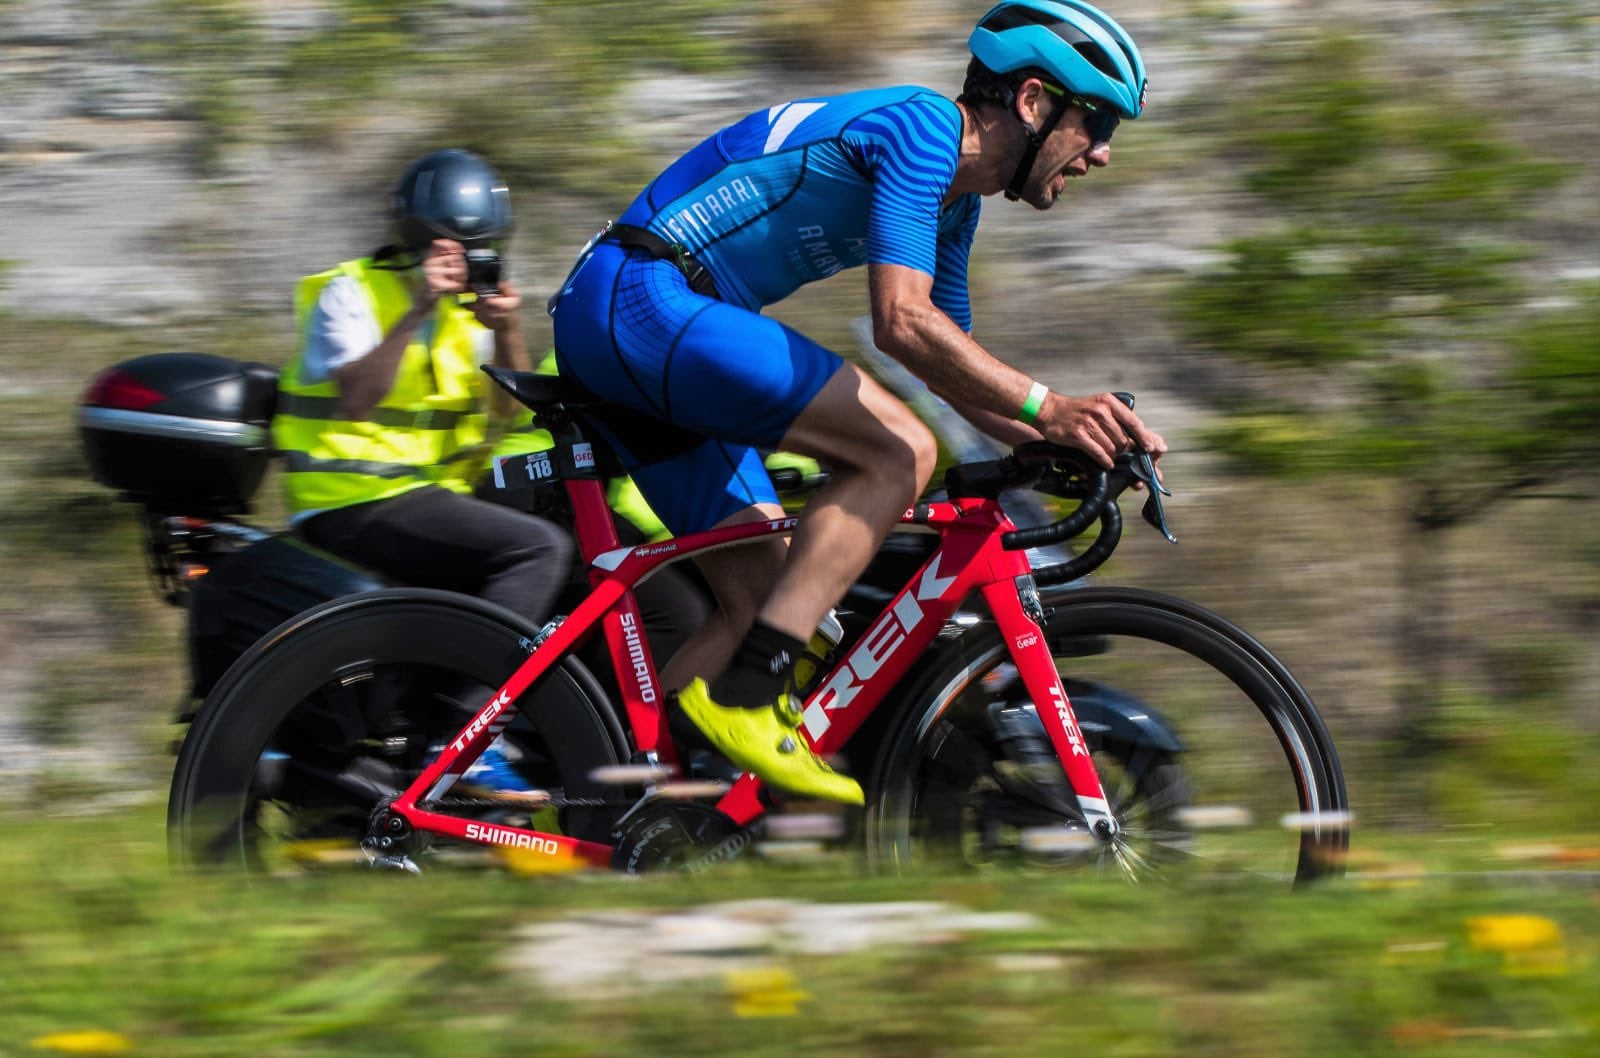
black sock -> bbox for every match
[709,620,808,709]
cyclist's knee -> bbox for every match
[903,415,938,491]
[866,408,936,500]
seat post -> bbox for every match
[567,477,620,565]
[545,415,622,565]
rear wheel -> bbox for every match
[168,589,625,874]
[868,587,1348,884]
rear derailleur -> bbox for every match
[361,800,431,873]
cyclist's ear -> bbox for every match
[1013,78,1052,126]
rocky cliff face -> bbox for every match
[3,0,1593,328]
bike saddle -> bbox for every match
[483,365,712,468]
[483,366,605,413]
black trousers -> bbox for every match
[300,485,574,628]
[300,484,714,681]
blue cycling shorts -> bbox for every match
[552,241,843,535]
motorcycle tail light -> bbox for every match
[82,367,168,411]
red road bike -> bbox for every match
[169,369,1349,883]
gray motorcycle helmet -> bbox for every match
[390,148,513,249]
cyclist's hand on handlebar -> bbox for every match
[1037,391,1167,470]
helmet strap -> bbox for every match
[1003,87,1068,202]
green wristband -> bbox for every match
[1017,381,1048,426]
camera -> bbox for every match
[464,247,503,296]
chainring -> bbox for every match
[610,802,752,876]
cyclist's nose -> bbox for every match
[1088,142,1111,168]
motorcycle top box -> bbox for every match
[79,352,279,514]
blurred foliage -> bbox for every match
[126,0,262,171]
[116,0,917,184]
[276,0,441,100]
[1444,0,1600,36]
[0,313,285,759]
[1425,690,1600,830]
[1178,32,1591,529]
[1174,29,1598,778]
[1503,289,1600,469]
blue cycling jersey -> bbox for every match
[616,85,981,330]
[552,85,983,534]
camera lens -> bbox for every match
[465,248,502,295]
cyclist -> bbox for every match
[549,1,1166,804]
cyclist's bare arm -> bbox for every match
[868,262,1166,467]
[948,399,1043,448]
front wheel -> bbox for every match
[867,587,1348,884]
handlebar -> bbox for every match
[940,393,1174,585]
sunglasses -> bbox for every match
[1041,83,1121,144]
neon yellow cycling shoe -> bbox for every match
[674,678,863,805]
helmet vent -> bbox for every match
[977,8,1117,81]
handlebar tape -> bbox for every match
[1000,469,1109,550]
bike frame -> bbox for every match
[384,471,1116,870]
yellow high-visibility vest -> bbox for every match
[273,257,491,514]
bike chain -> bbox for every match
[428,793,621,811]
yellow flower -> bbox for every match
[1466,914,1569,977]
[29,1031,132,1054]
[495,846,587,876]
[724,966,811,1018]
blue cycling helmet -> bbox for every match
[969,0,1147,118]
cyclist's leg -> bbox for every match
[654,363,936,692]
[554,245,817,688]
[552,250,903,801]
[637,347,930,804]
[656,506,788,695]
[559,256,932,646]
[755,362,937,641]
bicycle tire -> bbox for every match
[867,586,1348,885]
[169,588,627,873]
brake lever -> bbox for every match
[1132,450,1177,544]
[1111,392,1176,543]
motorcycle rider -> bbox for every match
[272,149,576,791]
[273,149,714,789]
[273,148,575,631]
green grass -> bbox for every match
[0,808,1595,1057]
